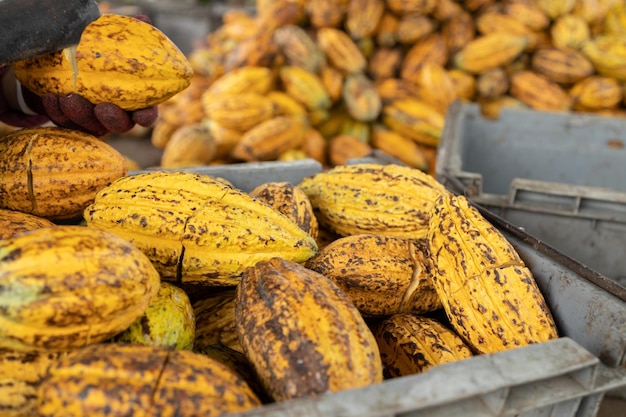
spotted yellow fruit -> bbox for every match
[374,314,473,378]
[0,349,66,417]
[115,282,195,351]
[84,171,318,286]
[0,208,55,239]
[37,344,262,417]
[306,234,441,317]
[0,226,160,352]
[299,163,448,239]
[427,193,558,354]
[13,14,193,110]
[236,257,383,402]
[0,127,127,220]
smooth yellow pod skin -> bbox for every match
[428,194,558,355]
[37,344,262,417]
[0,226,161,352]
[13,14,193,110]
[115,282,195,351]
[84,171,318,286]
[236,257,383,402]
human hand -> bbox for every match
[40,93,158,137]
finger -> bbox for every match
[58,95,109,137]
[94,103,135,133]
[132,106,159,127]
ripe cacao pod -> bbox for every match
[84,171,318,285]
[235,257,383,402]
[13,14,193,110]
[37,344,262,417]
[0,127,127,220]
[0,226,160,352]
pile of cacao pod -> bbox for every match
[0,121,560,416]
[151,0,626,173]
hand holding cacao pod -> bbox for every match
[13,13,193,133]
[39,92,158,137]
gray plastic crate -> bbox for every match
[437,101,626,289]
[130,159,626,417]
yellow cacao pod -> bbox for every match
[203,119,243,160]
[193,290,242,354]
[582,35,626,81]
[345,0,386,40]
[502,0,551,31]
[235,257,383,402]
[396,14,436,45]
[0,226,160,352]
[205,66,275,97]
[375,78,420,104]
[535,0,575,19]
[84,171,318,285]
[569,75,623,110]
[273,25,325,73]
[428,193,559,355]
[386,0,437,15]
[319,64,345,104]
[382,98,445,147]
[267,91,307,116]
[510,70,572,111]
[479,95,529,119]
[328,133,373,166]
[411,62,458,114]
[306,234,441,316]
[249,181,319,240]
[374,314,473,378]
[300,127,328,165]
[13,14,193,111]
[476,67,510,100]
[342,73,382,122]
[231,115,307,162]
[160,123,217,168]
[37,344,261,417]
[551,14,591,50]
[305,0,349,28]
[0,127,127,220]
[605,3,626,35]
[150,119,179,149]
[400,33,449,81]
[454,33,529,74]
[316,27,368,74]
[370,124,429,170]
[0,349,66,417]
[202,92,275,132]
[299,163,448,239]
[279,66,332,110]
[0,209,55,239]
[448,69,477,101]
[530,47,595,84]
[375,11,399,47]
[368,47,403,81]
[441,11,476,56]
[114,282,195,351]
[475,12,538,50]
